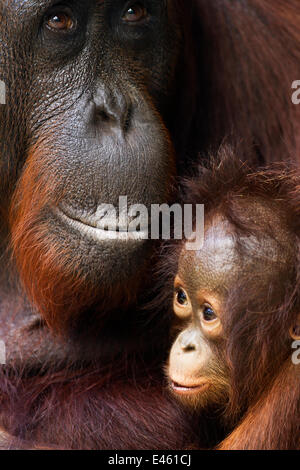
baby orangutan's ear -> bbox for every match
[290,314,300,340]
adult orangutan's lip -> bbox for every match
[171,380,210,395]
[55,208,148,242]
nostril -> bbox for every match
[185,344,196,352]
[123,103,133,133]
[97,109,111,122]
[183,344,196,352]
[93,92,132,132]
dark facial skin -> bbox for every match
[0,0,181,289]
[167,208,298,410]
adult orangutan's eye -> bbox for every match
[45,10,77,32]
[122,3,148,23]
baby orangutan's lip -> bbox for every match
[170,380,210,395]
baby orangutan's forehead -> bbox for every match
[178,218,240,296]
[178,210,295,298]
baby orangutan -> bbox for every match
[165,149,300,450]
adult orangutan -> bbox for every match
[0,0,299,449]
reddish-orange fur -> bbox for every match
[9,143,94,332]
[1,0,300,450]
[179,147,300,449]
[218,363,300,450]
[9,143,142,333]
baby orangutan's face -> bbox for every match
[167,217,234,410]
[166,209,296,410]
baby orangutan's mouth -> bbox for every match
[170,380,210,396]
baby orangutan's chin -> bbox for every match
[168,373,230,411]
[170,382,212,410]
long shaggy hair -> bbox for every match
[2,0,300,451]
[157,145,300,449]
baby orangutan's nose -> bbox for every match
[179,329,199,352]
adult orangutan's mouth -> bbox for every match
[170,380,210,395]
[55,207,149,242]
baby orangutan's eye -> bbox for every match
[176,288,188,306]
[202,305,217,322]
